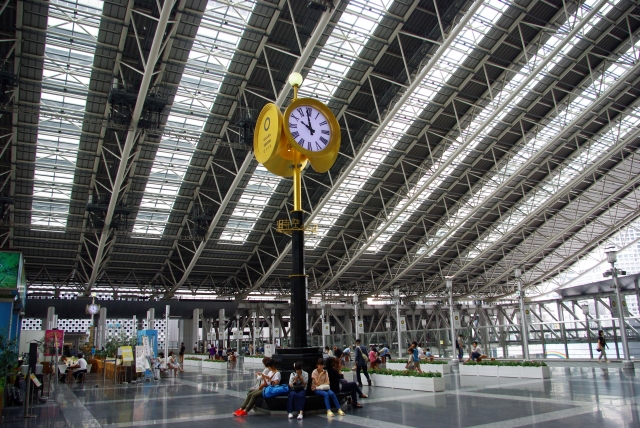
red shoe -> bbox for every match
[233,409,244,416]
[238,410,248,416]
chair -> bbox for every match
[75,364,92,383]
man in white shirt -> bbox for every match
[61,353,88,383]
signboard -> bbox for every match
[453,312,461,329]
[399,316,407,332]
[609,297,630,318]
[30,374,42,388]
[322,323,330,336]
[274,327,280,337]
[44,330,64,356]
[264,344,275,357]
[357,321,364,334]
[0,251,21,289]
[121,346,134,362]
[135,346,148,373]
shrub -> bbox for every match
[369,368,442,378]
[463,360,546,367]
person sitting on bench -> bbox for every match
[312,358,345,417]
[330,352,367,409]
[60,353,87,383]
[287,362,308,420]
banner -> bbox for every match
[399,316,407,331]
[453,312,461,329]
[0,251,20,289]
[322,323,330,336]
[44,330,64,356]
[357,321,364,334]
[135,346,148,373]
[264,344,275,357]
[121,346,134,362]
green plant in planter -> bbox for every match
[103,331,137,357]
[464,360,547,367]
[185,357,202,361]
[0,329,19,413]
[369,368,442,378]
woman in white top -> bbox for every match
[167,351,184,377]
[312,358,344,417]
[234,358,280,416]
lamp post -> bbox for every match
[394,288,402,359]
[446,279,457,363]
[604,249,634,370]
[271,308,276,345]
[252,312,257,355]
[353,295,359,341]
[321,301,326,350]
[515,268,530,360]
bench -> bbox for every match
[255,390,349,413]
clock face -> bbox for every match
[287,105,331,152]
[87,304,99,315]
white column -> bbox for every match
[219,309,225,348]
[148,308,155,330]
[46,307,55,330]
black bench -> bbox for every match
[255,391,349,413]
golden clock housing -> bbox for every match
[283,98,340,173]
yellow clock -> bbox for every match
[283,98,340,173]
[254,103,283,164]
[253,102,308,177]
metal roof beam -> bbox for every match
[84,0,177,295]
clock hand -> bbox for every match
[306,111,315,135]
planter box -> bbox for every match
[183,360,202,368]
[519,366,550,379]
[412,377,445,392]
[461,364,550,379]
[393,376,414,391]
[202,361,227,370]
[371,374,393,388]
[497,366,520,378]
[421,363,450,375]
[243,358,264,368]
[459,365,477,376]
[371,374,444,392]
[386,363,408,371]
[477,365,499,377]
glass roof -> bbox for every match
[363,0,617,254]
[31,0,104,229]
[460,36,640,263]
[218,0,393,244]
[132,0,255,236]
[307,0,513,249]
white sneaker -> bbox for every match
[288,413,294,419]
[297,414,303,420]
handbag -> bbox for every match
[263,384,289,398]
[316,384,330,391]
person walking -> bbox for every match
[456,334,464,362]
[179,342,186,364]
[287,362,308,420]
[354,339,371,387]
[597,330,609,363]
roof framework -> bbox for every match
[2,0,640,302]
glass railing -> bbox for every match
[312,316,640,360]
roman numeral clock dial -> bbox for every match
[283,98,340,173]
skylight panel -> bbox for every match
[305,0,511,250]
[132,0,255,236]
[364,0,617,253]
[31,0,104,229]
[218,0,393,244]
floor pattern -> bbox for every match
[2,360,639,427]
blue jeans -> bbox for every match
[315,389,340,410]
[287,389,306,413]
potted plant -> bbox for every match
[183,357,203,368]
[0,330,19,416]
[369,368,444,392]
[461,360,549,378]
[202,359,227,370]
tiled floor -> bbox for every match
[2,360,639,427]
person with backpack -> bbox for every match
[597,330,609,362]
[354,339,371,387]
